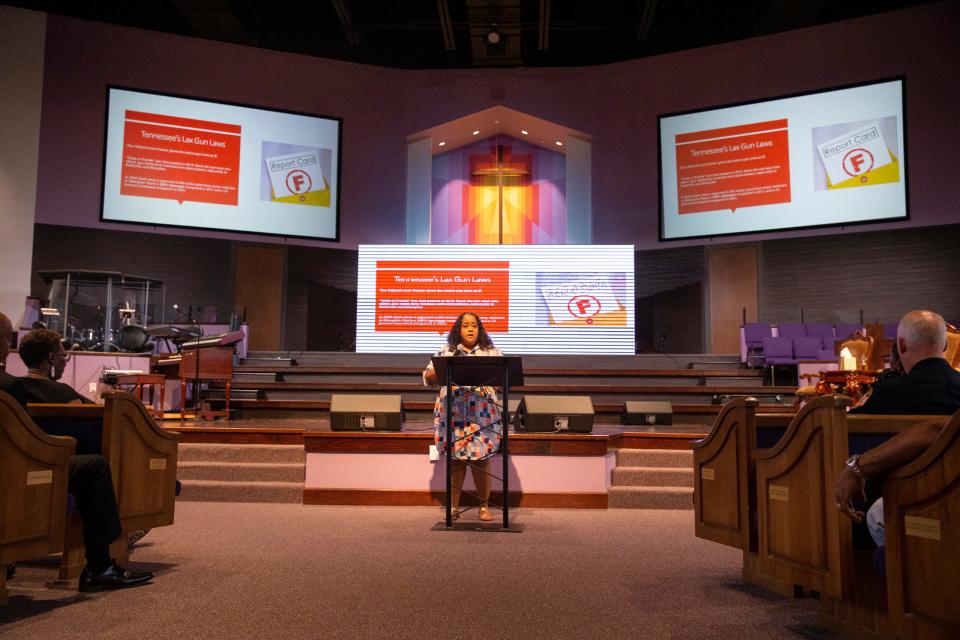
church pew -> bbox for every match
[692,398,758,550]
[693,399,800,594]
[27,391,180,579]
[0,390,74,604]
[882,409,960,640]
[753,397,951,637]
[696,395,953,634]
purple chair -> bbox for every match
[882,322,898,340]
[744,323,773,367]
[763,337,797,385]
[794,337,823,361]
[805,323,834,340]
[763,337,797,364]
[744,322,773,350]
[777,323,806,340]
[817,335,837,361]
[835,323,863,340]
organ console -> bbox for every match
[151,329,243,421]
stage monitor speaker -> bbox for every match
[507,398,520,424]
[622,400,673,426]
[330,394,403,431]
[513,395,594,433]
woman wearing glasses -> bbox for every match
[5,328,92,404]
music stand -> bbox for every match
[430,356,524,533]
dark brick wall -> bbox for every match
[635,246,706,299]
[284,246,358,351]
[760,224,960,325]
[635,246,706,353]
[31,224,234,325]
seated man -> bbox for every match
[5,328,94,405]
[837,309,960,545]
[835,418,944,545]
[1,324,152,591]
[849,310,960,415]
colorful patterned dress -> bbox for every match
[424,343,503,461]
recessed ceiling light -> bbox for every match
[555,141,563,146]
[521,130,529,135]
[438,141,446,147]
[472,130,480,135]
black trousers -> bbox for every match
[68,455,123,571]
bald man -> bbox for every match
[849,309,960,415]
[838,309,960,545]
[0,312,15,390]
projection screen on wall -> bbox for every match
[101,87,341,240]
[356,245,635,354]
[659,78,906,240]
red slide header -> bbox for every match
[376,260,509,270]
[675,119,788,144]
[125,110,242,135]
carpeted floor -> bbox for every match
[1,504,838,639]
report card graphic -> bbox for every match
[264,147,329,206]
[539,276,626,326]
[814,119,900,190]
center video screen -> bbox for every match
[356,245,635,354]
[101,87,341,240]
[659,78,906,240]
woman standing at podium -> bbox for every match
[423,312,502,521]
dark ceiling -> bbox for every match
[8,0,937,69]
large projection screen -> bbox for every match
[101,87,341,240]
[659,78,906,240]
[357,245,635,354]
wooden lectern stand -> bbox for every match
[430,355,523,533]
[179,346,233,421]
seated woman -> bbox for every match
[423,312,502,521]
[5,328,93,405]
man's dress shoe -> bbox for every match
[79,562,153,592]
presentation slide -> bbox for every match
[101,88,341,240]
[659,79,906,240]
[356,245,635,354]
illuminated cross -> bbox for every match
[470,143,532,244]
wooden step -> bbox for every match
[241,357,298,366]
[219,381,795,395]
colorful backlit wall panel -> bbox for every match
[431,135,566,245]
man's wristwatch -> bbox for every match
[845,454,867,479]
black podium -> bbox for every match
[430,356,524,532]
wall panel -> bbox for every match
[760,224,960,325]
[30,224,234,325]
